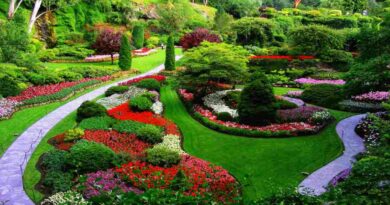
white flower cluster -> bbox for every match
[203,90,238,118]
[310,111,333,125]
[97,86,147,109]
[151,101,163,115]
[153,134,185,155]
[41,191,89,205]
[0,99,20,119]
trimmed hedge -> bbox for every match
[76,100,107,122]
[301,84,344,108]
[79,116,118,130]
[105,86,129,97]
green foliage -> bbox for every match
[55,44,94,60]
[217,112,234,122]
[64,128,85,142]
[119,35,132,70]
[26,71,63,85]
[146,146,181,167]
[274,99,299,110]
[232,17,277,47]
[319,49,353,71]
[253,189,323,204]
[209,0,262,18]
[58,71,83,81]
[238,72,276,126]
[301,84,344,108]
[136,79,161,91]
[105,86,129,97]
[43,171,73,194]
[146,36,160,48]
[132,25,145,49]
[130,95,153,112]
[41,150,68,172]
[112,120,148,134]
[165,35,176,71]
[156,2,187,34]
[0,75,22,97]
[136,125,164,144]
[79,116,117,130]
[68,66,120,78]
[76,101,107,122]
[66,140,117,174]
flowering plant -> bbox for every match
[294,78,345,85]
[153,135,185,155]
[97,86,147,109]
[41,191,88,205]
[0,99,20,119]
[277,106,324,123]
[178,89,194,102]
[119,75,166,86]
[108,103,167,126]
[309,111,333,125]
[352,91,389,103]
[203,90,238,118]
[286,90,303,98]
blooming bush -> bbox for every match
[41,191,88,205]
[277,106,324,123]
[295,77,345,85]
[355,114,382,144]
[0,99,20,119]
[203,90,239,118]
[82,170,143,199]
[151,101,163,115]
[179,28,221,50]
[109,102,167,125]
[286,90,303,98]
[153,135,185,155]
[119,75,166,86]
[83,130,151,158]
[352,91,389,103]
[309,111,333,125]
[178,89,194,102]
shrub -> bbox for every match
[146,36,160,48]
[66,140,117,174]
[179,28,221,50]
[132,25,145,49]
[274,99,298,110]
[232,17,276,47]
[238,72,276,125]
[119,35,132,71]
[146,147,181,167]
[130,96,153,112]
[0,76,22,97]
[64,128,85,142]
[135,79,161,91]
[309,111,333,125]
[165,35,176,71]
[41,150,68,172]
[301,84,344,108]
[43,171,73,194]
[58,71,83,82]
[319,49,353,71]
[68,66,120,78]
[136,125,164,144]
[217,112,234,122]
[76,101,107,122]
[26,71,63,85]
[112,120,147,134]
[105,86,129,97]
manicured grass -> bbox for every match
[160,85,354,202]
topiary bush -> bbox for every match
[105,86,129,97]
[146,147,181,168]
[136,79,161,91]
[301,84,344,108]
[76,101,107,122]
[136,125,164,144]
[112,120,147,134]
[164,35,175,71]
[119,34,132,71]
[66,140,117,174]
[0,75,22,97]
[130,96,153,112]
[41,150,68,172]
[238,72,276,126]
[132,25,145,49]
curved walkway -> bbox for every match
[0,58,180,205]
[298,114,366,196]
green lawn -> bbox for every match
[160,85,354,202]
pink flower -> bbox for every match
[352,91,389,103]
[295,78,345,85]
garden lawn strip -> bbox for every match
[161,85,353,201]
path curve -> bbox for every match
[298,114,366,196]
[0,58,180,205]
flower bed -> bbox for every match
[203,90,238,118]
[179,89,194,102]
[352,91,389,103]
[339,100,385,113]
[294,77,345,85]
[84,49,157,62]
[0,99,20,119]
[277,106,324,123]
[286,90,303,98]
[82,130,151,158]
[97,86,147,109]
[119,75,166,86]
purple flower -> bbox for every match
[352,91,389,103]
[295,78,345,85]
[277,106,323,123]
[0,99,20,119]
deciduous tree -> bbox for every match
[92,29,122,65]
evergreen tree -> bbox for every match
[165,35,176,71]
[118,35,132,71]
[132,25,145,49]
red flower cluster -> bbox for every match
[250,55,315,61]
[50,134,74,151]
[133,48,151,54]
[165,120,181,136]
[83,130,151,158]
[178,89,194,102]
[119,75,166,86]
[195,106,317,133]
[108,103,167,127]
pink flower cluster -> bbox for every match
[0,99,20,119]
[195,106,317,133]
[119,75,166,86]
[85,54,119,62]
[83,170,143,199]
[286,90,303,97]
[179,89,194,102]
[295,78,345,85]
[352,91,389,103]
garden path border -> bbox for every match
[0,57,181,205]
[298,114,366,196]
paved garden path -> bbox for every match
[298,114,366,196]
[0,58,181,205]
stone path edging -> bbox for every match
[0,57,181,205]
[298,114,366,196]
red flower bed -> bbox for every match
[250,55,315,61]
[133,48,151,54]
[49,134,75,151]
[119,75,166,86]
[195,106,317,133]
[108,102,168,127]
[83,130,151,158]
[165,120,181,136]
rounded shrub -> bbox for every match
[66,140,117,174]
[0,75,22,97]
[165,35,175,71]
[43,171,73,194]
[76,101,107,122]
[301,84,344,108]
[136,79,161,91]
[238,72,276,126]
[130,96,153,111]
[217,112,234,122]
[105,86,129,97]
[274,99,298,110]
[136,125,163,144]
[58,71,83,82]
[146,147,181,167]
[64,128,85,142]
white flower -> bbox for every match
[153,134,185,155]
[0,99,20,119]
[97,86,147,109]
[151,101,163,115]
[41,191,89,205]
[203,90,239,118]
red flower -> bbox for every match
[119,75,166,86]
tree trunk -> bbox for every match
[8,0,16,19]
[111,53,114,65]
[28,0,42,33]
[293,0,301,8]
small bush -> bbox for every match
[105,86,129,97]
[76,101,107,122]
[64,128,85,142]
[274,99,298,110]
[26,71,63,85]
[66,140,117,174]
[146,147,181,167]
[79,116,117,130]
[217,112,234,122]
[136,125,164,144]
[43,171,73,194]
[0,75,22,97]
[319,49,353,71]
[58,71,83,82]
[112,120,147,134]
[135,79,161,91]
[301,84,344,108]
[130,96,153,112]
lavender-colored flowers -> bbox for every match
[352,91,389,103]
[295,78,346,85]
[83,170,143,199]
[277,106,323,123]
[0,99,20,119]
[286,90,303,98]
